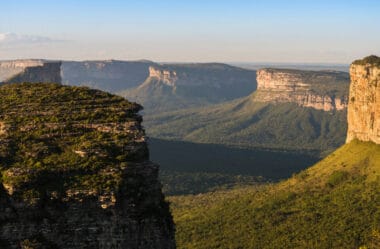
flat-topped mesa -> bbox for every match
[0,83,175,248]
[254,68,350,111]
[0,60,62,83]
[149,66,178,86]
[346,55,380,144]
[1,60,62,84]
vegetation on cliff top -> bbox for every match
[0,83,146,204]
[259,68,349,98]
[170,140,380,249]
[353,55,380,66]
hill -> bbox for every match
[121,63,257,113]
[169,55,380,249]
[0,83,174,248]
[169,140,380,249]
[145,96,347,155]
[144,68,349,155]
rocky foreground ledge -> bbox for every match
[0,83,175,248]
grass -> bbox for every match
[169,140,380,249]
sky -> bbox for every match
[1,0,379,63]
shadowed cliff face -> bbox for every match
[347,56,380,144]
[0,60,62,84]
[61,60,154,93]
[0,83,175,249]
[255,68,349,111]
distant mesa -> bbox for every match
[0,59,62,84]
[122,63,257,113]
[347,55,380,144]
[255,68,349,111]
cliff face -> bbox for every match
[122,63,257,113]
[61,60,154,93]
[254,69,349,111]
[0,60,62,84]
[0,83,175,249]
[346,56,380,144]
[148,66,178,86]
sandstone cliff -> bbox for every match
[148,66,178,86]
[0,59,62,84]
[0,83,175,248]
[122,63,257,113]
[346,55,380,144]
[254,68,349,111]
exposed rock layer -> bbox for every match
[0,83,175,249]
[0,59,61,84]
[255,68,349,111]
[346,56,380,144]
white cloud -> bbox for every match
[0,32,55,44]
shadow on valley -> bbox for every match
[149,138,320,195]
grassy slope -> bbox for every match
[145,94,347,155]
[169,140,380,249]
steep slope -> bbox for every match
[61,60,155,93]
[121,63,257,113]
[0,83,175,249]
[145,68,349,154]
[0,60,62,84]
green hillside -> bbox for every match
[145,94,347,155]
[169,140,380,249]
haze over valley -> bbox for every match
[1,1,380,248]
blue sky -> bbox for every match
[1,0,379,63]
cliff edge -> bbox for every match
[254,68,349,111]
[0,83,175,248]
[346,55,380,144]
[0,60,62,84]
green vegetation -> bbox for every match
[150,138,319,195]
[160,170,264,196]
[145,97,347,155]
[353,55,380,67]
[169,140,380,249]
[0,83,144,204]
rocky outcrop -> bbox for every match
[254,68,349,111]
[0,59,61,84]
[0,83,175,248]
[346,55,380,144]
[148,66,178,86]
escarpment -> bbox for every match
[122,63,257,113]
[254,68,349,111]
[0,59,62,84]
[346,55,380,144]
[0,83,175,248]
[148,66,178,86]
